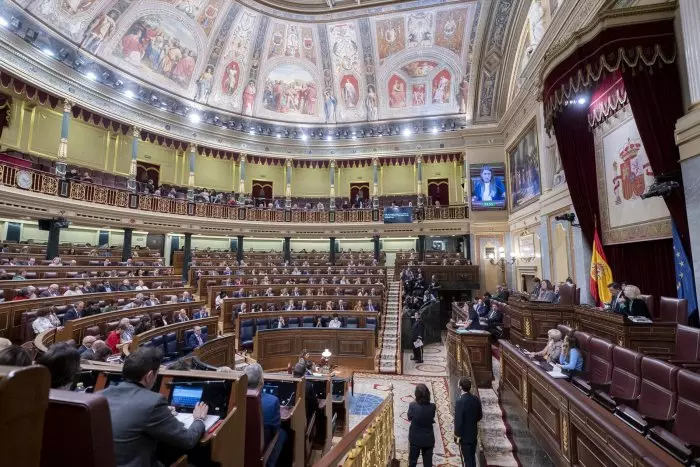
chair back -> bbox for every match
[659,297,688,324]
[674,324,700,361]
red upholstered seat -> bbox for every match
[593,346,642,412]
[41,389,115,467]
[659,297,688,324]
[639,294,655,319]
[572,337,614,395]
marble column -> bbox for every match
[537,103,554,193]
[680,0,700,105]
[462,155,469,204]
[329,160,336,211]
[182,233,192,283]
[572,221,593,304]
[239,156,246,197]
[236,235,244,262]
[416,155,424,206]
[677,0,700,292]
[45,221,60,261]
[372,157,379,208]
[122,228,133,262]
[187,145,196,201]
[128,126,140,192]
[285,158,292,209]
[55,100,72,179]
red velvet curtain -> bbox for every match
[553,104,676,299]
[621,63,690,257]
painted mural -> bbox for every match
[261,64,319,116]
[113,14,199,88]
[18,0,482,124]
[375,17,405,62]
[388,75,407,108]
[435,8,467,54]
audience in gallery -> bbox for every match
[101,347,210,467]
[35,342,81,389]
[407,383,436,467]
[0,344,33,366]
[527,329,563,363]
[245,363,286,467]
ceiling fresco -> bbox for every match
[9,0,522,127]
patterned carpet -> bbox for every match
[347,355,520,466]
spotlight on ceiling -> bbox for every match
[85,71,97,81]
[188,113,201,123]
[124,89,134,98]
[276,133,281,138]
[326,135,333,141]
[41,48,54,57]
[403,128,412,137]
[0,17,8,28]
[249,130,255,135]
[431,127,438,134]
[577,97,587,105]
[301,133,308,141]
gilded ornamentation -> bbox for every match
[69,183,86,200]
[618,336,624,346]
[115,192,129,207]
[561,416,569,454]
[93,186,108,204]
[524,317,532,338]
[41,176,58,195]
[522,377,528,411]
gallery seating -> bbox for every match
[615,358,679,433]
[647,369,700,463]
[593,346,644,411]
[40,390,115,467]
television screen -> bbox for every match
[470,163,507,210]
[383,207,413,224]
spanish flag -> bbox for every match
[590,227,613,306]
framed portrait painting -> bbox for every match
[507,122,541,213]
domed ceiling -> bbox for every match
[10,0,521,126]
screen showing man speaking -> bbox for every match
[383,206,413,223]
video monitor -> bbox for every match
[469,163,507,210]
[383,206,413,224]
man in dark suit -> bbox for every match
[187,326,207,349]
[77,335,96,355]
[63,301,85,322]
[101,347,209,467]
[118,280,133,291]
[97,280,114,293]
[366,299,377,312]
[411,312,425,363]
[607,282,622,312]
[39,284,60,298]
[82,281,96,294]
[454,377,483,467]
[485,303,503,337]
[245,363,286,467]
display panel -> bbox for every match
[383,207,413,223]
[470,163,507,210]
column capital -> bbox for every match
[132,126,141,138]
[286,157,293,167]
[189,144,196,154]
[330,159,336,168]
[62,99,73,113]
[416,154,423,164]
[372,157,379,166]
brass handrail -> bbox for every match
[315,391,395,467]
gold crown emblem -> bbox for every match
[619,138,641,162]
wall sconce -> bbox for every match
[488,247,517,266]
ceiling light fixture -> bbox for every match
[577,97,587,105]
[42,48,54,57]
[0,17,8,28]
[249,130,255,135]
[188,113,201,123]
[124,89,134,98]
[431,127,438,134]
[326,135,333,141]
[301,133,308,141]
[403,128,412,136]
[276,133,281,138]
[85,71,97,81]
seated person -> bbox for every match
[463,303,482,331]
[187,326,207,349]
[32,306,62,335]
[106,327,123,354]
[366,299,377,312]
[616,285,651,319]
[78,336,97,355]
[555,334,583,377]
[485,303,503,332]
[245,363,286,467]
[175,309,190,322]
[101,348,209,466]
[328,313,342,328]
[0,345,33,366]
[293,362,319,423]
[472,299,487,317]
[537,280,557,302]
[179,291,194,303]
[527,329,563,363]
[36,342,81,389]
[276,316,286,329]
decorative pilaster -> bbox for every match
[285,158,292,209]
[187,145,196,201]
[372,157,379,208]
[239,156,246,197]
[56,99,73,179]
[416,154,424,207]
[463,154,469,204]
[681,0,700,106]
[128,126,140,192]
[329,159,336,211]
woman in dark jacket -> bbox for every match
[407,383,436,467]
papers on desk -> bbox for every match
[547,368,569,379]
[627,316,653,324]
[175,413,220,431]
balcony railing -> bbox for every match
[0,162,469,224]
